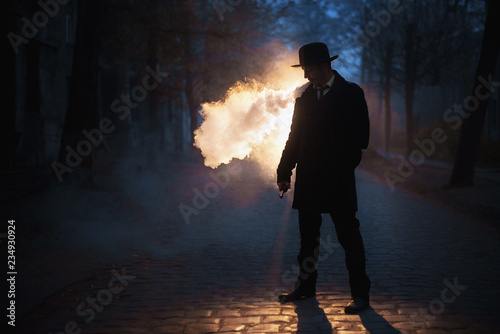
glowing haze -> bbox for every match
[194,50,308,181]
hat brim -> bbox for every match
[291,55,339,68]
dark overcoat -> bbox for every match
[277,70,370,213]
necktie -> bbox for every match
[318,85,329,99]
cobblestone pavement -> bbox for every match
[13,159,500,334]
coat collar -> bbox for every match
[301,70,348,108]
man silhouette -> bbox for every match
[277,42,371,313]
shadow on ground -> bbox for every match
[293,297,333,333]
[292,297,402,333]
[359,306,402,333]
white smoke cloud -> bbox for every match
[194,72,308,183]
[193,42,310,185]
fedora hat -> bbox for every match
[291,42,338,68]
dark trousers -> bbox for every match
[296,210,371,299]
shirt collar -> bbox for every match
[314,72,335,90]
[324,73,335,89]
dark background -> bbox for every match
[2,0,500,332]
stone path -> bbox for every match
[11,159,500,333]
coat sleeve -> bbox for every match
[277,97,302,183]
[349,84,370,150]
[339,84,370,170]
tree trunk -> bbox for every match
[448,0,500,187]
[183,36,202,153]
[179,2,199,153]
[384,42,394,153]
[57,0,104,186]
[404,22,416,157]
[405,80,416,157]
[147,31,162,166]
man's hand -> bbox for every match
[278,181,291,191]
[278,181,291,198]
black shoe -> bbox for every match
[278,288,315,303]
[344,297,370,313]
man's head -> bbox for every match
[292,42,338,88]
[302,61,332,88]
